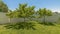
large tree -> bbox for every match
[15,4,35,22]
[6,4,35,22]
[5,4,36,29]
[37,8,52,23]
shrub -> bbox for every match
[4,21,37,30]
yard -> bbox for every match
[0,23,60,34]
[0,0,60,34]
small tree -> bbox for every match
[15,4,35,22]
[37,8,52,23]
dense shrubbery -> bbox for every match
[4,21,56,30]
[4,21,38,30]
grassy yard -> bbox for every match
[0,23,60,34]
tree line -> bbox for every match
[0,1,53,23]
[6,4,52,23]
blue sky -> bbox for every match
[2,0,60,12]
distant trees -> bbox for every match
[0,0,8,12]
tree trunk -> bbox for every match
[24,18,25,22]
[43,15,45,23]
[8,18,11,23]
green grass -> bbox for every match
[0,23,60,34]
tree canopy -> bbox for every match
[37,8,52,23]
[37,8,52,16]
[0,0,8,12]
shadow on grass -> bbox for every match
[39,22,55,26]
[4,22,36,30]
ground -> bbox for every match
[0,24,60,34]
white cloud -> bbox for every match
[48,8,60,13]
[51,9,60,13]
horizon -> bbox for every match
[2,0,60,12]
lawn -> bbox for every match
[0,23,60,34]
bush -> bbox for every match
[4,21,37,30]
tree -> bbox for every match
[0,0,8,12]
[5,4,36,29]
[6,4,35,22]
[37,8,52,23]
[15,4,35,22]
